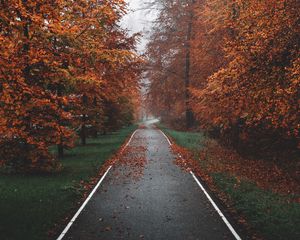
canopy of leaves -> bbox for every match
[0,0,142,172]
[146,0,299,153]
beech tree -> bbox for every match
[0,0,77,171]
[191,0,300,149]
[146,0,299,153]
[146,0,196,128]
[0,0,141,172]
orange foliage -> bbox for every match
[145,0,194,125]
[191,0,299,145]
[146,0,299,151]
[0,0,142,171]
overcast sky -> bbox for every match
[120,0,158,52]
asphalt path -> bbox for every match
[61,123,239,240]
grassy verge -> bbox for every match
[158,124,300,240]
[157,124,205,151]
[0,125,137,240]
[213,173,300,240]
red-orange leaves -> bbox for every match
[190,0,300,147]
[0,0,142,172]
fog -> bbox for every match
[121,0,158,52]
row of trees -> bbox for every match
[146,0,299,154]
[0,0,142,172]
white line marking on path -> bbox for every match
[56,129,138,240]
[190,172,242,240]
[123,129,139,149]
[56,166,112,240]
[158,129,242,240]
[159,130,172,145]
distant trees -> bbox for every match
[146,0,299,152]
[146,0,196,128]
[0,0,141,172]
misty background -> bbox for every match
[121,0,158,52]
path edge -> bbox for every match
[157,126,242,240]
[56,129,139,240]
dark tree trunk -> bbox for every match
[57,144,64,158]
[56,84,65,157]
[21,3,31,81]
[81,121,87,145]
[81,94,88,145]
[184,2,195,129]
[91,127,98,138]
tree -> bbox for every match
[0,0,142,172]
[146,0,197,129]
[0,0,76,171]
[146,0,299,154]
[191,0,300,151]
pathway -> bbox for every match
[59,122,240,240]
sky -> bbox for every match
[120,0,158,52]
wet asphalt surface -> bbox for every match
[63,124,236,240]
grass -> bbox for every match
[0,125,137,240]
[157,124,205,151]
[213,173,300,240]
[158,124,300,240]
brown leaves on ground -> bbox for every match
[170,140,264,240]
[113,144,147,181]
[171,136,299,199]
[200,140,300,198]
[171,144,214,186]
[170,140,261,238]
[87,130,147,193]
[53,129,146,237]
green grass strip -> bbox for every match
[213,173,300,240]
[0,125,137,240]
[157,123,205,151]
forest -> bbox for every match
[1,0,298,173]
[146,0,299,160]
[0,1,299,240]
[0,0,142,172]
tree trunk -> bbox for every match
[184,2,195,129]
[57,144,64,158]
[81,122,87,145]
[81,95,88,145]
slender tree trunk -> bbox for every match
[20,2,32,160]
[92,129,98,138]
[57,143,64,158]
[92,97,98,138]
[81,117,87,145]
[56,83,65,157]
[22,6,30,81]
[184,1,195,129]
[81,95,88,145]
